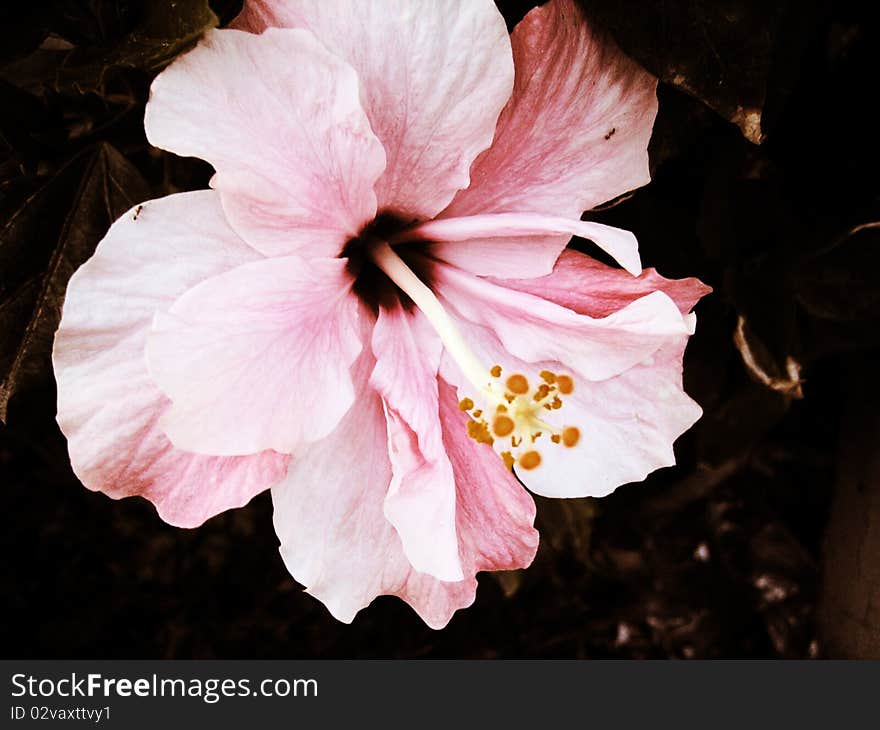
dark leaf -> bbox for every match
[581,0,821,143]
[795,222,880,323]
[1,0,217,97]
[818,356,880,657]
[534,495,599,567]
[733,315,804,398]
[0,3,53,68]
[0,143,149,422]
[55,0,218,95]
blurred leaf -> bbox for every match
[0,4,52,68]
[581,0,821,143]
[55,0,218,94]
[818,356,880,658]
[1,0,217,97]
[0,143,149,421]
[733,315,804,398]
[534,496,599,566]
[795,222,880,323]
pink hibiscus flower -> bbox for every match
[53,0,710,628]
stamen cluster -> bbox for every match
[459,366,581,472]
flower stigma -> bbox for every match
[368,240,581,472]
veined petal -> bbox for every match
[370,306,444,455]
[145,256,362,456]
[145,27,386,258]
[436,252,709,498]
[436,379,539,577]
[444,0,658,219]
[440,322,701,498]
[520,337,703,498]
[53,191,289,527]
[273,345,537,629]
[271,350,473,629]
[382,407,462,582]
[493,249,712,318]
[371,306,462,582]
[403,213,641,277]
[431,260,692,383]
[233,0,514,220]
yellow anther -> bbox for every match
[492,414,515,437]
[459,363,579,473]
[518,450,542,470]
[467,418,494,446]
[562,426,581,448]
[506,373,529,395]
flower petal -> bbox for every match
[517,337,703,498]
[370,306,462,581]
[53,191,289,527]
[493,248,712,317]
[403,213,641,277]
[431,260,692,382]
[145,27,386,258]
[272,350,471,628]
[382,407,462,581]
[437,0,657,279]
[233,0,514,219]
[436,252,709,498]
[273,345,537,629]
[436,378,539,577]
[444,0,658,219]
[439,317,701,499]
[145,256,362,456]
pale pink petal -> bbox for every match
[431,260,692,382]
[436,379,539,576]
[444,0,658,219]
[439,319,701,499]
[437,0,657,279]
[145,27,386,258]
[370,306,444,455]
[53,191,289,527]
[145,256,362,457]
[517,337,703,498]
[382,407,462,581]
[370,306,461,581]
[492,249,712,318]
[271,349,471,628]
[401,213,641,277]
[272,344,537,629]
[233,0,514,219]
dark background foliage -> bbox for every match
[2,0,878,658]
